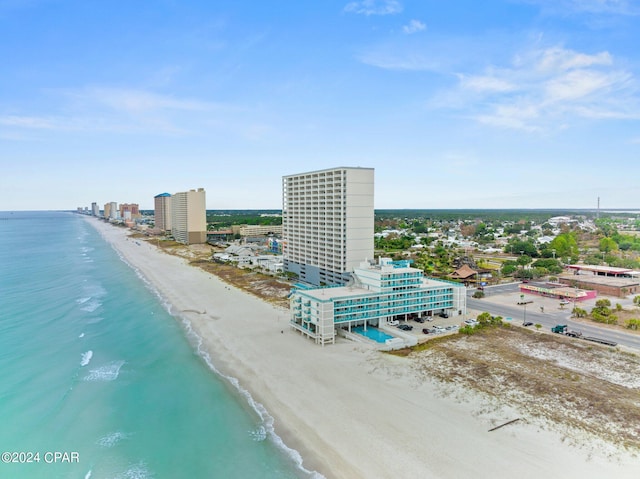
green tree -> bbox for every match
[548,233,579,259]
[599,237,618,253]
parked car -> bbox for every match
[445,325,459,331]
[439,312,449,318]
[422,328,430,334]
[464,319,479,326]
[523,321,534,327]
[414,317,425,323]
[388,320,399,326]
[559,300,570,305]
[397,324,413,331]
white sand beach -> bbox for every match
[87,218,640,479]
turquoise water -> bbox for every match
[352,326,394,343]
[0,211,314,479]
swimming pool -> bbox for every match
[352,326,395,343]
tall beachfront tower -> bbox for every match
[171,188,207,244]
[282,167,374,286]
[154,193,172,232]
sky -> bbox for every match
[2,0,640,211]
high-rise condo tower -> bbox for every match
[282,167,374,286]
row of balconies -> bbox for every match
[333,303,454,322]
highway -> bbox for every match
[466,284,640,351]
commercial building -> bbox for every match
[91,202,100,217]
[282,167,374,286]
[171,188,207,244]
[238,224,283,237]
[560,265,640,298]
[119,203,140,220]
[290,258,467,346]
[154,193,172,232]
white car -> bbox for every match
[464,319,479,326]
[388,320,399,326]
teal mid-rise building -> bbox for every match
[290,257,467,345]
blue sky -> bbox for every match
[2,0,639,210]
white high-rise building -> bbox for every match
[282,167,374,286]
[171,188,206,244]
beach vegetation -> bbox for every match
[572,307,587,318]
[406,325,640,452]
[625,319,640,330]
[590,299,618,325]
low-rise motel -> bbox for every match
[290,257,467,346]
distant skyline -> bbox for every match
[2,0,640,211]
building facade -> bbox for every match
[119,203,140,220]
[171,188,207,244]
[238,224,283,237]
[290,258,467,345]
[282,167,374,286]
[154,193,172,232]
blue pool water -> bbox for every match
[352,326,395,343]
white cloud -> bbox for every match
[0,115,57,129]
[438,45,640,131]
[458,74,516,93]
[0,87,225,136]
[344,0,402,16]
[544,69,628,102]
[65,87,213,113]
[535,47,612,73]
[402,19,425,35]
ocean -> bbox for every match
[0,211,313,479]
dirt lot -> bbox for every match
[397,326,640,452]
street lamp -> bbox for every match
[520,294,527,324]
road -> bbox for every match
[467,284,640,351]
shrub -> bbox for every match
[591,310,618,325]
[625,319,640,330]
[459,325,477,335]
[472,291,485,299]
[572,307,587,318]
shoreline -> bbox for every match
[85,217,640,479]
